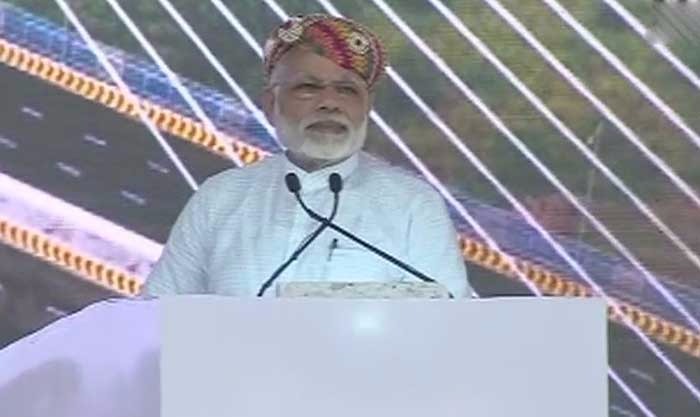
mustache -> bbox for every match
[301,114,351,130]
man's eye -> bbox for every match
[338,86,359,95]
[294,83,322,92]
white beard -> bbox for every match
[273,100,367,161]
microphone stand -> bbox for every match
[256,177,340,297]
[292,192,453,298]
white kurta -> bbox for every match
[144,152,470,297]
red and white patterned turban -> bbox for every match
[263,14,388,89]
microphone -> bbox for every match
[329,172,342,193]
[290,174,454,298]
[285,172,301,193]
[291,173,343,223]
[256,173,339,297]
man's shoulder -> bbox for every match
[192,153,283,206]
[200,153,282,190]
[358,152,438,198]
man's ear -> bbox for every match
[260,87,275,125]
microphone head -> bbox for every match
[329,173,343,193]
[285,173,301,193]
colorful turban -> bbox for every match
[263,14,388,89]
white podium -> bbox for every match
[0,296,607,417]
[164,296,606,417]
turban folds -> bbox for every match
[263,14,388,89]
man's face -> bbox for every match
[262,46,373,161]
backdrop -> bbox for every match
[0,1,699,415]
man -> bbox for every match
[143,14,470,297]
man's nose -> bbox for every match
[315,86,342,112]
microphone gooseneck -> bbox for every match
[259,171,453,298]
[256,173,339,297]
[294,178,453,298]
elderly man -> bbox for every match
[143,14,470,297]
